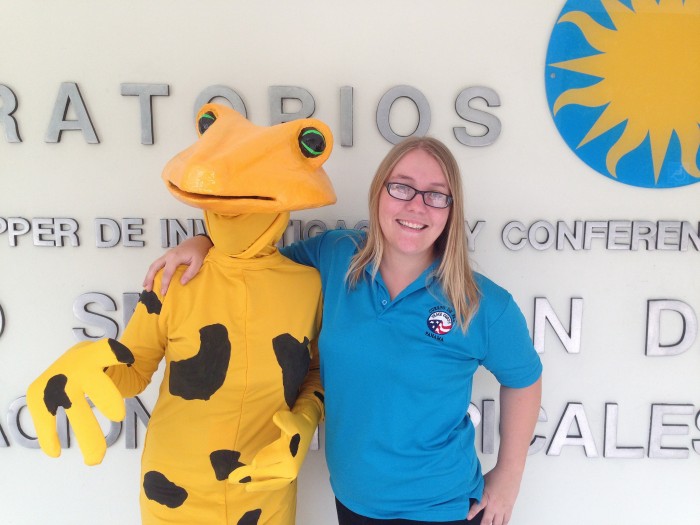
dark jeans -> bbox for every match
[335,498,484,525]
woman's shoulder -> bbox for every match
[472,272,517,314]
[312,228,366,253]
[281,228,365,269]
[321,227,366,241]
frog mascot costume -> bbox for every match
[27,104,335,525]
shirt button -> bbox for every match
[381,300,388,306]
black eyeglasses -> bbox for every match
[385,182,453,209]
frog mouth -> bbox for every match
[168,182,275,202]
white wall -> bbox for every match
[1,1,698,524]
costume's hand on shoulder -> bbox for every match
[229,407,318,492]
[143,234,213,296]
[26,339,134,466]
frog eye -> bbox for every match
[198,111,217,135]
[298,127,326,158]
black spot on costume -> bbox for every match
[143,471,188,508]
[169,324,231,401]
[272,334,311,408]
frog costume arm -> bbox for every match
[104,275,169,398]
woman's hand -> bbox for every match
[467,378,542,525]
[467,465,521,525]
[143,235,214,295]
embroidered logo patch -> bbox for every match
[427,310,453,336]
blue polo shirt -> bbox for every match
[281,229,542,522]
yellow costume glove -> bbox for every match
[230,399,321,492]
[26,338,134,466]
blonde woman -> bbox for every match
[145,137,542,525]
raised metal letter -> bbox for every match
[85,398,121,447]
[122,218,145,247]
[481,399,496,454]
[529,407,548,455]
[680,221,700,251]
[32,218,55,247]
[376,85,431,144]
[95,218,121,248]
[54,218,79,247]
[646,300,698,356]
[501,221,526,251]
[454,86,501,147]
[467,402,481,428]
[603,403,644,458]
[123,293,140,327]
[606,220,632,250]
[547,402,598,457]
[0,84,21,142]
[466,221,484,253]
[124,397,151,449]
[533,297,583,354]
[656,221,681,250]
[303,220,327,240]
[194,86,247,120]
[6,217,30,247]
[7,396,38,448]
[556,221,585,250]
[7,396,70,449]
[0,422,8,447]
[528,220,556,251]
[73,292,119,341]
[269,86,315,124]
[45,82,99,143]
[121,83,169,145]
[648,404,692,459]
[340,86,354,147]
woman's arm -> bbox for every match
[143,234,214,295]
[467,376,542,525]
[142,229,334,296]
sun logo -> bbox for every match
[545,0,700,188]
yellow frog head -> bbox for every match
[162,104,336,256]
[163,103,335,214]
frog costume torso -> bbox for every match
[27,104,336,525]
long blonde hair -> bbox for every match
[346,136,480,331]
